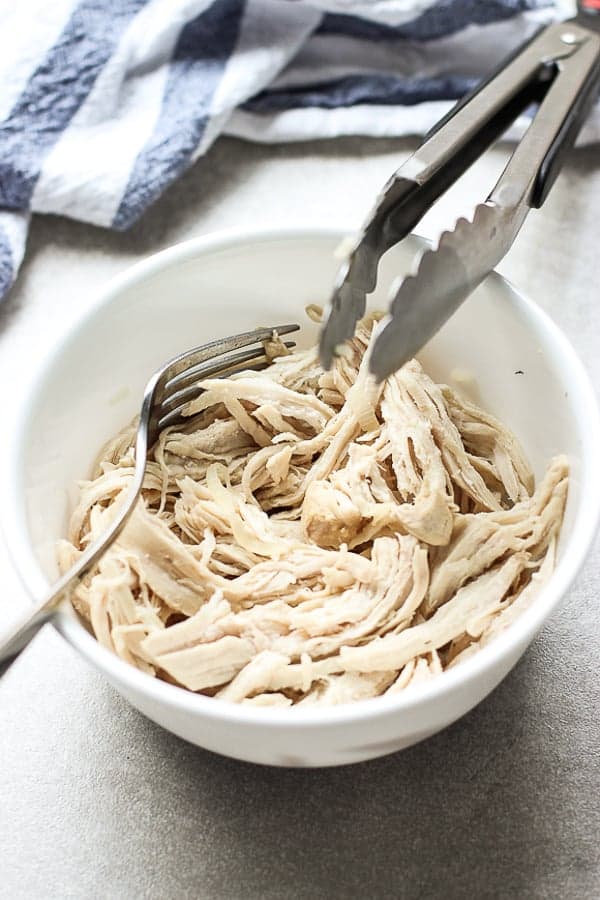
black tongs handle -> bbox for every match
[426,17,600,211]
[534,55,600,206]
[533,8,600,206]
[490,17,600,211]
[382,15,600,218]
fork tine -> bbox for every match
[157,361,272,431]
[160,341,296,416]
[158,324,300,392]
[164,339,295,395]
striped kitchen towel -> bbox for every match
[0,0,596,301]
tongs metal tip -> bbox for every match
[370,201,509,380]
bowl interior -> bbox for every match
[8,230,590,603]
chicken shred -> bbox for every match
[59,313,568,706]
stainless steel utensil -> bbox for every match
[319,0,600,381]
[0,324,299,677]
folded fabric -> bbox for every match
[0,0,596,300]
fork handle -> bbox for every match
[1,471,146,679]
[0,605,56,678]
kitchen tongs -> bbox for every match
[319,0,600,381]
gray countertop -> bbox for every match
[0,137,598,900]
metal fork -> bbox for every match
[0,323,299,677]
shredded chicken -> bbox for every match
[59,313,568,706]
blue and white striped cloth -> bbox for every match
[0,0,597,301]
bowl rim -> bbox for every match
[3,224,600,728]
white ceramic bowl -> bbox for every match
[3,228,599,767]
